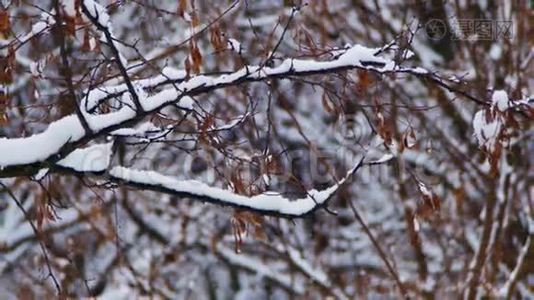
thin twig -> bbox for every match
[0,181,62,295]
[348,198,409,298]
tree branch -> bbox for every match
[81,0,144,113]
[0,38,529,178]
[107,157,364,218]
[348,198,409,298]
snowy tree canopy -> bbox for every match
[0,0,532,298]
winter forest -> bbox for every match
[0,0,532,298]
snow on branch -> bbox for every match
[1,39,511,176]
[56,142,113,173]
[81,0,142,112]
[83,67,187,112]
[108,158,364,218]
[81,0,111,29]
[0,115,86,167]
[471,90,532,152]
[0,43,391,173]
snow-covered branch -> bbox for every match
[107,157,364,218]
[81,0,144,113]
[0,42,397,177]
[1,20,530,180]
